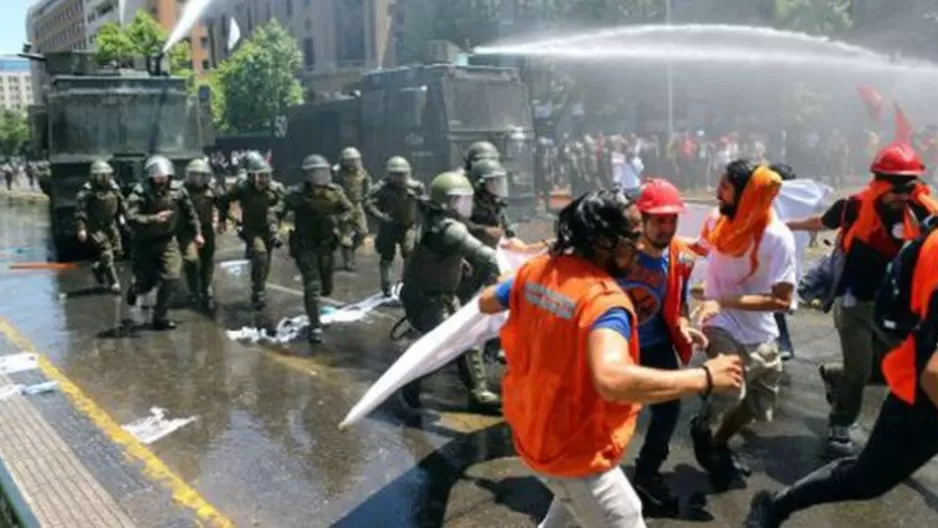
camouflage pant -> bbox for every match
[89,225,122,267]
[375,223,416,262]
[341,204,369,249]
[132,238,182,320]
[293,247,335,329]
[245,234,274,298]
[400,291,491,398]
[180,228,215,296]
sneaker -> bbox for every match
[745,490,783,528]
[779,348,793,361]
[827,425,855,454]
[308,327,323,344]
[633,470,679,517]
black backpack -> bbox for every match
[874,215,938,341]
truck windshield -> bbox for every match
[443,80,530,132]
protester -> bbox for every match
[786,141,938,452]
[745,224,938,527]
[618,179,707,516]
[478,189,743,527]
[690,161,796,490]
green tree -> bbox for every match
[93,12,193,85]
[773,0,853,35]
[215,21,304,134]
[0,109,30,157]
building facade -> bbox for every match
[0,57,34,111]
[205,0,397,96]
[27,0,211,75]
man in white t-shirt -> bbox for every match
[690,160,797,490]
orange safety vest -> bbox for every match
[882,230,938,406]
[500,254,641,478]
[663,239,697,364]
[841,187,938,258]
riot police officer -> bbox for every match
[334,146,373,271]
[125,155,202,330]
[399,171,502,414]
[283,154,353,344]
[181,159,220,309]
[365,156,427,296]
[75,159,126,294]
[218,151,285,309]
[464,141,500,172]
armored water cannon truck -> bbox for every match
[273,40,536,221]
[23,49,215,261]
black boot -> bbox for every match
[633,468,679,518]
[459,349,502,415]
[379,260,392,296]
[744,491,784,528]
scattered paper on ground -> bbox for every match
[0,381,59,401]
[0,353,38,375]
[122,407,197,445]
[226,285,402,345]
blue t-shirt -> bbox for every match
[617,251,672,347]
[494,279,632,338]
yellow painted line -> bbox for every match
[0,317,234,528]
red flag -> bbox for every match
[894,102,914,144]
[857,84,883,122]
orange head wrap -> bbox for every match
[842,179,938,253]
[705,165,782,280]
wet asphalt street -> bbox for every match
[0,198,936,528]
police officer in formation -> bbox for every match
[333,146,373,271]
[365,156,426,297]
[181,159,220,310]
[125,155,201,330]
[283,154,354,344]
[218,151,285,309]
[75,159,126,294]
[399,171,502,414]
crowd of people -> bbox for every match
[62,135,938,526]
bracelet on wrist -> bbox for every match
[700,365,713,398]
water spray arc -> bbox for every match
[163,0,219,53]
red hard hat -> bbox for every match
[870,141,926,176]
[635,178,686,215]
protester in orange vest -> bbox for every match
[617,179,707,516]
[478,189,743,527]
[746,228,938,527]
[786,141,938,453]
[690,161,796,490]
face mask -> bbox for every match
[307,169,331,186]
[484,176,508,198]
[452,195,474,219]
[388,172,408,187]
[252,173,270,189]
[187,173,207,187]
[92,173,111,186]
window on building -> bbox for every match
[335,0,366,65]
[286,0,293,17]
[305,19,312,31]
[202,60,210,70]
[303,37,315,68]
[200,36,209,49]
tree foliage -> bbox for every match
[0,109,30,157]
[93,12,192,85]
[214,21,304,134]
[773,0,853,35]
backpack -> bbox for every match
[874,215,938,341]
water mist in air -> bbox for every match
[163,0,219,53]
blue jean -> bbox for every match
[775,312,793,353]
[635,340,681,475]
